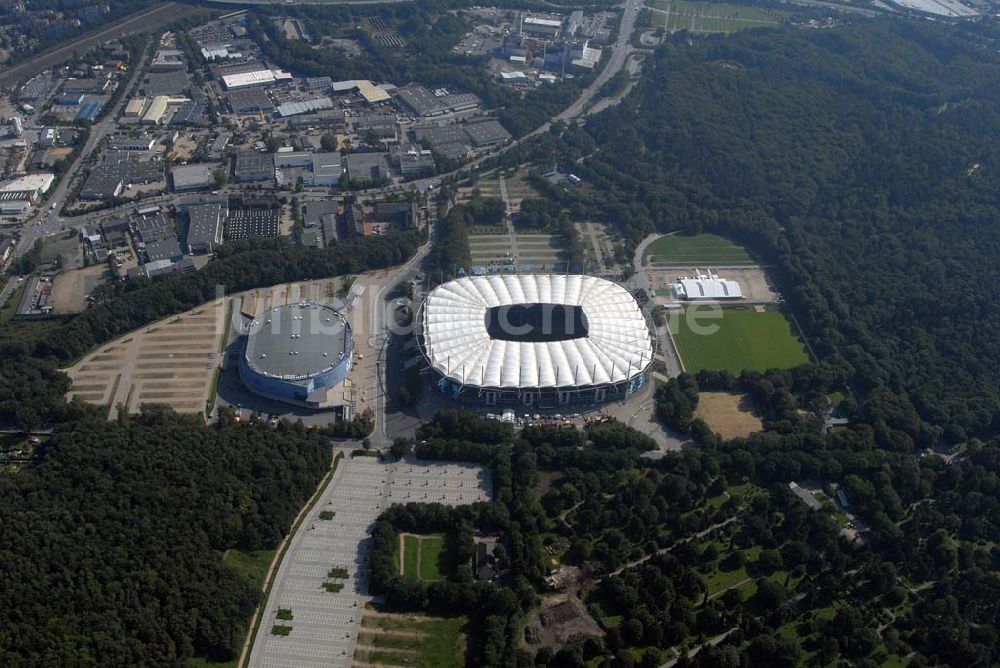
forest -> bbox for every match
[0,408,332,664]
[552,20,1000,441]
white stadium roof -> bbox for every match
[421,275,653,389]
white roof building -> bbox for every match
[222,69,290,89]
[674,271,743,300]
[1,173,55,197]
[421,274,652,389]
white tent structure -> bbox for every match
[419,275,652,405]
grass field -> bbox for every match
[401,534,448,582]
[645,233,755,266]
[673,307,809,373]
[223,549,274,591]
[357,611,466,668]
[646,0,783,33]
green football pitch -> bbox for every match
[672,307,809,373]
[645,233,755,266]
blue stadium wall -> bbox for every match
[238,340,353,406]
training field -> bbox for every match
[356,609,465,668]
[647,0,783,33]
[400,533,448,582]
[645,233,755,266]
[672,307,809,373]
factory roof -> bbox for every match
[185,201,226,251]
[245,302,351,380]
[421,274,652,389]
[171,163,217,191]
[355,80,391,104]
[276,96,333,117]
[1,173,55,195]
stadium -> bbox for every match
[417,275,653,407]
[239,301,353,408]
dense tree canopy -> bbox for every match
[0,409,332,664]
[563,21,1000,439]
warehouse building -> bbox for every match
[226,88,273,115]
[276,96,333,118]
[464,119,512,148]
[233,151,275,183]
[124,97,146,117]
[344,152,389,186]
[184,201,227,254]
[171,163,217,191]
[395,85,480,117]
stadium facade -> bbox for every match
[239,302,353,408]
[417,275,653,408]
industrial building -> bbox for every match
[107,133,155,151]
[273,151,342,187]
[233,150,275,183]
[184,201,227,254]
[124,97,146,117]
[79,153,162,200]
[344,152,389,186]
[418,274,653,407]
[226,88,274,115]
[276,96,333,118]
[171,163,217,191]
[239,302,354,407]
[463,119,512,148]
[141,96,170,124]
[673,271,743,300]
[395,86,481,117]
[1,173,55,198]
[300,200,339,249]
[221,68,292,90]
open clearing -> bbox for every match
[644,233,755,266]
[399,533,447,582]
[672,306,809,373]
[647,0,783,33]
[694,392,763,440]
[468,232,564,273]
[354,609,465,668]
[51,264,111,313]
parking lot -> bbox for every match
[248,455,491,668]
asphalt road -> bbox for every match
[16,40,156,256]
[0,3,203,89]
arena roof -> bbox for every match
[245,302,351,380]
[421,275,652,389]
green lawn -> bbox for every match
[402,535,420,579]
[359,613,466,668]
[645,233,755,266]
[400,534,448,582]
[223,549,273,591]
[646,0,784,33]
[418,535,447,582]
[673,307,809,373]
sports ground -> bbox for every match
[399,533,448,582]
[672,306,809,373]
[644,233,755,266]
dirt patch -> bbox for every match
[695,392,763,440]
[523,593,603,650]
